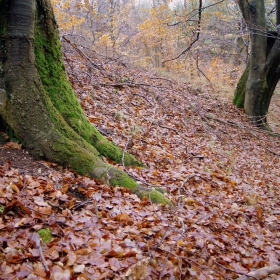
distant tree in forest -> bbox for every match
[234,0,280,128]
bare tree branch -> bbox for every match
[163,0,203,64]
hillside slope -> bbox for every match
[0,43,280,279]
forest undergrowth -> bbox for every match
[0,42,280,279]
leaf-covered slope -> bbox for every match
[0,42,280,279]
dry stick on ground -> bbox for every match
[70,198,94,210]
[132,93,154,107]
[121,136,150,187]
[214,261,258,280]
[147,103,158,131]
[184,153,205,162]
[157,247,209,279]
[100,82,138,88]
[62,36,105,72]
[184,101,226,142]
[204,113,280,138]
[158,243,183,280]
[204,114,280,157]
[62,52,84,88]
[48,201,63,212]
[178,174,196,206]
[235,264,280,280]
[99,82,170,89]
[158,123,188,141]
[205,114,248,128]
[35,234,50,276]
[149,76,177,84]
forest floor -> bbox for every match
[0,43,280,280]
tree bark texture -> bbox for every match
[0,0,171,205]
[234,0,280,128]
[244,0,267,124]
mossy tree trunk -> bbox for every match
[234,0,280,128]
[0,0,170,205]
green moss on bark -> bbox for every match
[233,64,249,108]
[107,167,138,190]
[94,139,145,167]
[0,0,170,206]
[133,186,173,206]
[49,135,100,174]
[34,7,142,167]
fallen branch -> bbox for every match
[158,123,188,141]
[215,260,257,280]
[204,114,242,127]
[35,234,50,276]
[149,76,176,84]
[62,35,105,72]
[177,174,197,206]
[70,198,94,210]
[184,153,205,162]
[100,82,169,89]
[204,114,280,156]
[100,82,138,88]
[236,264,280,280]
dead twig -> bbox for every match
[214,260,258,280]
[184,153,205,162]
[121,136,151,187]
[204,114,280,156]
[157,247,208,279]
[47,202,63,211]
[194,52,213,87]
[35,234,50,276]
[178,174,196,206]
[70,198,94,210]
[132,93,154,107]
[100,82,170,89]
[204,114,244,127]
[235,264,280,280]
[62,35,105,72]
[149,76,176,84]
[158,123,188,141]
[100,82,138,88]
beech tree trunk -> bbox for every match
[0,0,170,204]
[234,0,280,128]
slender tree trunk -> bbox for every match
[0,0,171,205]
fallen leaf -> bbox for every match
[4,142,22,149]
